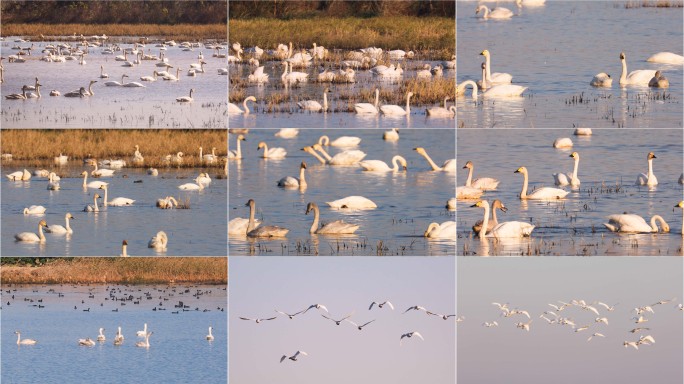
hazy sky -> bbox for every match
[230,257,455,383]
[458,257,684,384]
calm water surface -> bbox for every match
[1,38,227,128]
[457,1,683,127]
[229,129,455,255]
[457,129,683,255]
[1,284,227,384]
[1,165,227,256]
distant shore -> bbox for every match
[2,24,226,41]
[0,257,227,284]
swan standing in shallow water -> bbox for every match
[604,214,669,233]
[229,199,261,235]
[81,171,108,188]
[424,221,456,239]
[245,199,289,237]
[318,135,361,147]
[476,5,514,19]
[646,52,684,65]
[553,151,581,187]
[472,200,535,239]
[206,327,214,341]
[277,161,307,188]
[228,96,256,114]
[257,141,287,158]
[635,152,658,186]
[326,196,377,209]
[312,144,366,165]
[306,202,359,234]
[380,91,413,116]
[15,220,49,242]
[229,135,246,159]
[619,52,657,86]
[16,331,37,345]
[99,185,135,206]
[414,147,456,172]
[515,167,569,199]
[463,160,499,190]
[23,205,46,215]
[84,194,101,212]
[148,231,168,251]
[359,156,407,172]
[472,199,507,233]
[480,50,512,84]
[45,213,74,234]
[354,88,380,114]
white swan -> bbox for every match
[45,213,74,234]
[298,88,329,112]
[354,88,380,115]
[15,331,37,345]
[81,171,108,188]
[176,88,194,102]
[274,128,299,138]
[104,74,126,86]
[516,0,546,6]
[553,137,573,148]
[15,220,48,242]
[457,186,484,200]
[306,202,359,234]
[635,152,658,186]
[427,102,456,118]
[140,71,158,82]
[553,151,581,186]
[99,184,135,206]
[458,80,525,99]
[281,61,309,84]
[646,52,684,65]
[257,141,287,158]
[247,66,269,83]
[245,200,289,238]
[229,135,246,159]
[23,205,46,215]
[648,71,669,88]
[97,328,106,342]
[148,231,168,251]
[383,128,399,141]
[619,52,657,86]
[476,5,514,19]
[604,214,669,233]
[447,197,456,209]
[463,160,500,190]
[47,172,60,190]
[590,72,612,87]
[277,161,307,188]
[480,50,512,84]
[380,91,413,116]
[414,147,456,172]
[229,199,261,235]
[515,167,569,199]
[472,200,535,239]
[424,221,457,238]
[472,199,507,233]
[178,181,204,190]
[162,67,181,81]
[156,196,178,209]
[228,96,256,114]
[359,156,407,172]
[79,338,96,347]
[114,326,124,344]
[195,172,211,187]
[312,144,366,165]
[136,323,148,338]
[148,168,159,176]
[574,128,593,136]
[318,135,361,147]
[6,169,31,181]
[84,194,101,212]
[136,332,152,348]
[206,326,214,341]
[326,196,377,209]
[91,163,115,177]
[200,147,217,163]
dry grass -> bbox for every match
[0,257,227,284]
[2,24,227,41]
[0,129,227,168]
[624,0,683,7]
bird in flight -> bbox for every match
[402,305,427,314]
[275,309,304,319]
[369,301,394,310]
[239,316,277,323]
[303,304,329,314]
[400,331,424,346]
[345,319,376,330]
[426,311,456,320]
[321,313,354,325]
[280,350,308,363]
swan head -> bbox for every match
[676,201,684,209]
[312,143,324,151]
[300,161,307,170]
[407,92,414,99]
[480,49,490,57]
[237,135,246,141]
[245,199,255,208]
[93,193,101,199]
[98,184,108,190]
[257,141,267,151]
[81,171,88,176]
[413,147,427,156]
[463,161,474,169]
[424,223,440,237]
[90,80,98,85]
[647,152,656,160]
[492,200,508,212]
[38,220,48,228]
[305,202,317,215]
[66,213,75,220]
[470,200,488,209]
[620,52,626,60]
[122,240,128,246]
[514,166,528,174]
[570,151,579,159]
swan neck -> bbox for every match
[647,158,654,177]
[323,92,328,111]
[94,194,100,211]
[308,149,326,164]
[374,89,379,108]
[405,93,411,113]
[316,146,333,161]
[465,166,474,186]
[479,202,490,239]
[572,156,579,179]
[485,53,492,81]
[420,151,441,171]
[650,215,666,232]
[82,173,87,187]
[102,187,108,207]
[236,137,242,157]
[310,205,319,233]
[520,170,528,198]
[299,166,307,187]
[247,203,256,232]
[620,58,627,84]
[39,222,45,241]
[491,204,498,225]
[65,215,71,230]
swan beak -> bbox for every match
[514,169,521,173]
[500,206,508,213]
[402,166,407,170]
[469,201,482,208]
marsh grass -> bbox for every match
[623,0,683,7]
[0,129,227,168]
[3,24,227,41]
[0,257,227,284]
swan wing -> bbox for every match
[456,186,483,200]
[471,177,500,190]
[318,220,360,234]
[491,221,535,238]
[527,187,569,200]
[627,70,658,85]
[605,214,651,233]
[277,176,300,188]
[646,52,684,65]
[359,160,390,172]
[380,105,407,115]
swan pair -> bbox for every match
[306,202,359,234]
[472,200,535,239]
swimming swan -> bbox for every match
[354,88,380,114]
[312,144,366,165]
[457,186,484,200]
[635,152,658,186]
[472,199,507,233]
[590,73,612,87]
[98,184,135,206]
[318,135,362,147]
[604,214,669,233]
[257,141,287,159]
[206,326,214,341]
[47,172,60,190]
[274,128,299,138]
[136,332,152,348]
[79,338,96,347]
[228,96,256,114]
[136,324,148,338]
[380,91,413,116]
[45,213,74,234]
[463,160,500,190]
[427,104,456,117]
[245,201,289,238]
[424,221,457,238]
[413,147,456,172]
[97,328,106,342]
[176,88,194,102]
[15,220,48,242]
[91,163,115,177]
[326,196,377,209]
[619,52,657,86]
[228,135,246,159]
[553,151,581,187]
[178,181,204,190]
[148,231,168,251]
[81,171,108,188]
[648,71,669,88]
[383,128,399,141]
[84,194,101,212]
[457,80,525,99]
[646,52,684,65]
[23,205,46,215]
[480,50,512,84]
[476,5,514,19]
[472,200,535,239]
[515,167,569,199]
[114,327,124,345]
[359,156,407,172]
[277,161,307,188]
[298,88,329,112]
[15,331,37,345]
[306,202,360,234]
[229,199,261,235]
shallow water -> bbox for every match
[457,1,683,127]
[1,38,227,128]
[456,128,683,256]
[1,284,227,384]
[1,165,227,256]
[228,129,455,256]
[229,58,456,129]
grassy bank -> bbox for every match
[0,257,227,284]
[0,129,227,168]
[229,17,455,55]
[2,23,227,41]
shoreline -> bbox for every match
[1,23,227,42]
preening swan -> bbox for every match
[590,73,612,87]
[228,96,256,114]
[228,135,246,159]
[84,194,101,212]
[380,91,413,116]
[648,71,669,88]
[156,196,178,209]
[23,205,46,215]
[229,199,262,235]
[457,186,484,200]
[424,221,457,239]
[312,144,366,165]
[196,172,212,187]
[480,50,512,84]
[553,151,581,187]
[274,128,299,138]
[257,141,287,159]
[318,135,361,147]
[298,88,329,112]
[6,169,31,181]
[635,152,658,186]
[306,202,360,234]
[619,52,657,86]
[472,199,507,233]
[646,52,684,65]
[79,338,96,347]
[245,201,289,238]
[81,171,108,188]
[45,213,74,234]
[16,331,37,345]
[326,196,377,209]
[471,200,535,239]
[359,156,407,172]
[604,214,669,233]
[413,147,456,172]
[277,161,307,188]
[15,220,48,242]
[206,327,214,341]
[463,160,499,190]
[136,332,152,348]
[148,231,168,251]
[354,88,380,114]
[99,184,135,206]
[553,137,573,148]
[383,128,399,141]
[247,66,269,83]
[515,167,569,200]
[476,5,514,19]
